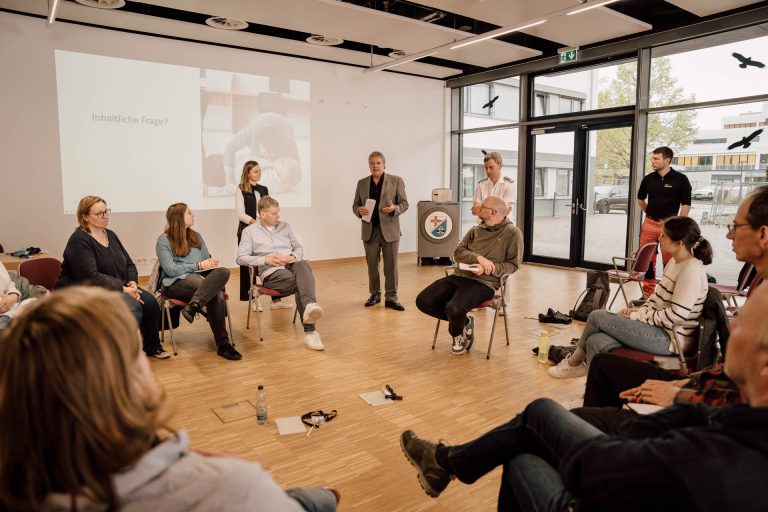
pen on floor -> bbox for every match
[306,424,315,438]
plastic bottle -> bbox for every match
[256,384,268,425]
[537,330,550,364]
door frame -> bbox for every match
[523,115,634,269]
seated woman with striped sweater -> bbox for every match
[549,216,712,379]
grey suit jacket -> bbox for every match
[352,173,409,243]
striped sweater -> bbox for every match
[629,258,709,354]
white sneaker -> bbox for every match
[304,331,325,351]
[547,355,587,379]
[271,300,293,310]
[303,303,323,324]
[251,300,263,312]
[451,335,467,355]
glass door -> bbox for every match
[526,119,633,268]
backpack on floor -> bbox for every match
[569,270,610,321]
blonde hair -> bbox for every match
[239,160,260,194]
[483,151,503,166]
[76,195,107,232]
[164,202,201,257]
[0,287,169,511]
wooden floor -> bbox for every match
[150,257,593,511]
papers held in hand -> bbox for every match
[361,199,376,223]
[458,262,481,273]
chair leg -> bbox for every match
[432,318,440,349]
[225,300,235,346]
[255,294,264,342]
[487,307,499,359]
[165,304,177,356]
[246,291,253,329]
[608,286,621,309]
[618,281,630,307]
[502,303,510,346]
[293,305,299,324]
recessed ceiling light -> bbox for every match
[388,50,407,59]
[306,35,344,46]
[74,0,125,8]
[205,17,249,31]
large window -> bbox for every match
[462,78,520,129]
[651,32,768,108]
[460,127,519,235]
[648,101,768,282]
[532,60,636,117]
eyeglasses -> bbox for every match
[92,209,111,218]
[726,222,751,233]
[480,205,497,213]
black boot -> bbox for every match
[181,302,199,324]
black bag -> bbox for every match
[569,270,610,321]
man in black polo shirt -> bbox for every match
[637,146,692,297]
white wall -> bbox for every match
[0,12,447,273]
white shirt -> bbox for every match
[473,177,517,213]
[234,187,263,225]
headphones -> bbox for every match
[301,409,337,428]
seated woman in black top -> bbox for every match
[56,195,169,359]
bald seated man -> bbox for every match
[416,196,523,355]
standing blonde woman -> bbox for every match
[0,287,340,511]
[57,195,169,359]
[156,203,240,361]
[236,160,268,303]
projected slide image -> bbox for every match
[55,50,311,212]
[201,70,311,208]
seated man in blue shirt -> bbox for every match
[236,196,325,351]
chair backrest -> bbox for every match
[688,286,730,372]
[18,257,61,291]
[145,258,162,296]
[632,242,658,273]
[745,273,764,299]
[736,263,756,293]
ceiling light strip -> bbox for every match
[47,0,60,26]
[363,51,438,73]
[566,0,620,16]
[449,19,547,50]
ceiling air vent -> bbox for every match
[306,35,344,46]
[388,50,407,59]
[74,0,125,8]
[205,17,249,31]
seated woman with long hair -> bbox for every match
[0,287,340,511]
[57,195,169,359]
[549,216,713,379]
[156,202,240,361]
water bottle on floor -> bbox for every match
[537,330,550,364]
[256,384,268,424]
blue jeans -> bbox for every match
[448,398,604,511]
[122,288,163,355]
[577,310,672,365]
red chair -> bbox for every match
[726,274,763,319]
[432,268,513,359]
[606,242,658,308]
[18,257,61,291]
[610,286,728,375]
[247,266,298,341]
[147,259,235,356]
[713,263,755,308]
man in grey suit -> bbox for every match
[352,151,409,310]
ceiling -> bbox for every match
[1,0,766,80]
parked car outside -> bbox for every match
[693,186,716,201]
[594,184,628,214]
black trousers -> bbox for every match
[582,352,680,408]
[416,275,494,337]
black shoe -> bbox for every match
[385,300,405,311]
[463,315,475,352]
[365,293,381,307]
[400,430,451,498]
[217,343,242,361]
[181,302,199,324]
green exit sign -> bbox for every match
[559,50,579,64]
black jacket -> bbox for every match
[561,403,768,511]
